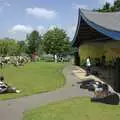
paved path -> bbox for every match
[0,65,92,120]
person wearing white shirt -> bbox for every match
[86,56,91,76]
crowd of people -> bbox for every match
[0,56,31,68]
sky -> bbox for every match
[0,0,115,41]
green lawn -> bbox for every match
[0,62,65,100]
[23,97,120,120]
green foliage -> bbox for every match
[96,0,120,12]
[0,38,29,56]
[17,41,27,55]
[43,27,71,56]
[26,30,42,55]
[98,2,111,12]
[113,0,120,11]
[0,38,19,56]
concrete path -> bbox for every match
[0,64,92,120]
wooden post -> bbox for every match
[114,57,120,92]
[74,47,80,66]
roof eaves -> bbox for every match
[72,9,81,47]
[80,9,120,40]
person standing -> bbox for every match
[86,56,91,76]
[55,54,57,63]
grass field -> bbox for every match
[23,97,120,120]
[0,62,65,100]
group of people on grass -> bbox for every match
[0,75,20,94]
[0,56,31,68]
[79,79,120,105]
[81,56,120,105]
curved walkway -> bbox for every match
[0,65,92,120]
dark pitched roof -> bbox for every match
[81,9,120,32]
[72,9,120,47]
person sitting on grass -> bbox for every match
[94,83,109,98]
[91,83,120,105]
[0,76,8,93]
[0,76,20,94]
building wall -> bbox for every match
[79,40,120,61]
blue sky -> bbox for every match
[0,0,115,40]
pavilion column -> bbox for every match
[74,47,80,66]
[114,58,120,92]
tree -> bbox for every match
[96,0,120,12]
[26,30,41,55]
[17,41,27,55]
[97,2,111,12]
[103,2,111,11]
[113,0,120,11]
[43,27,71,58]
[0,38,19,56]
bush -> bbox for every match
[40,54,54,62]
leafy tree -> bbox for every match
[26,30,41,55]
[103,2,111,11]
[96,0,120,12]
[17,41,27,55]
[113,0,120,11]
[97,2,111,12]
[0,38,19,56]
[43,27,71,57]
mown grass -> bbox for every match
[0,62,65,100]
[23,97,120,120]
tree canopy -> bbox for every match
[0,28,72,58]
[26,30,41,55]
[97,0,120,12]
[42,27,71,56]
[0,38,21,56]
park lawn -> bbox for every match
[0,62,65,100]
[23,97,120,120]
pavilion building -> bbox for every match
[72,9,120,92]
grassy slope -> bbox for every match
[24,97,120,120]
[0,62,65,100]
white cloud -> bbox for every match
[10,25,33,34]
[10,25,47,36]
[73,3,89,9]
[25,7,56,19]
[9,24,66,40]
